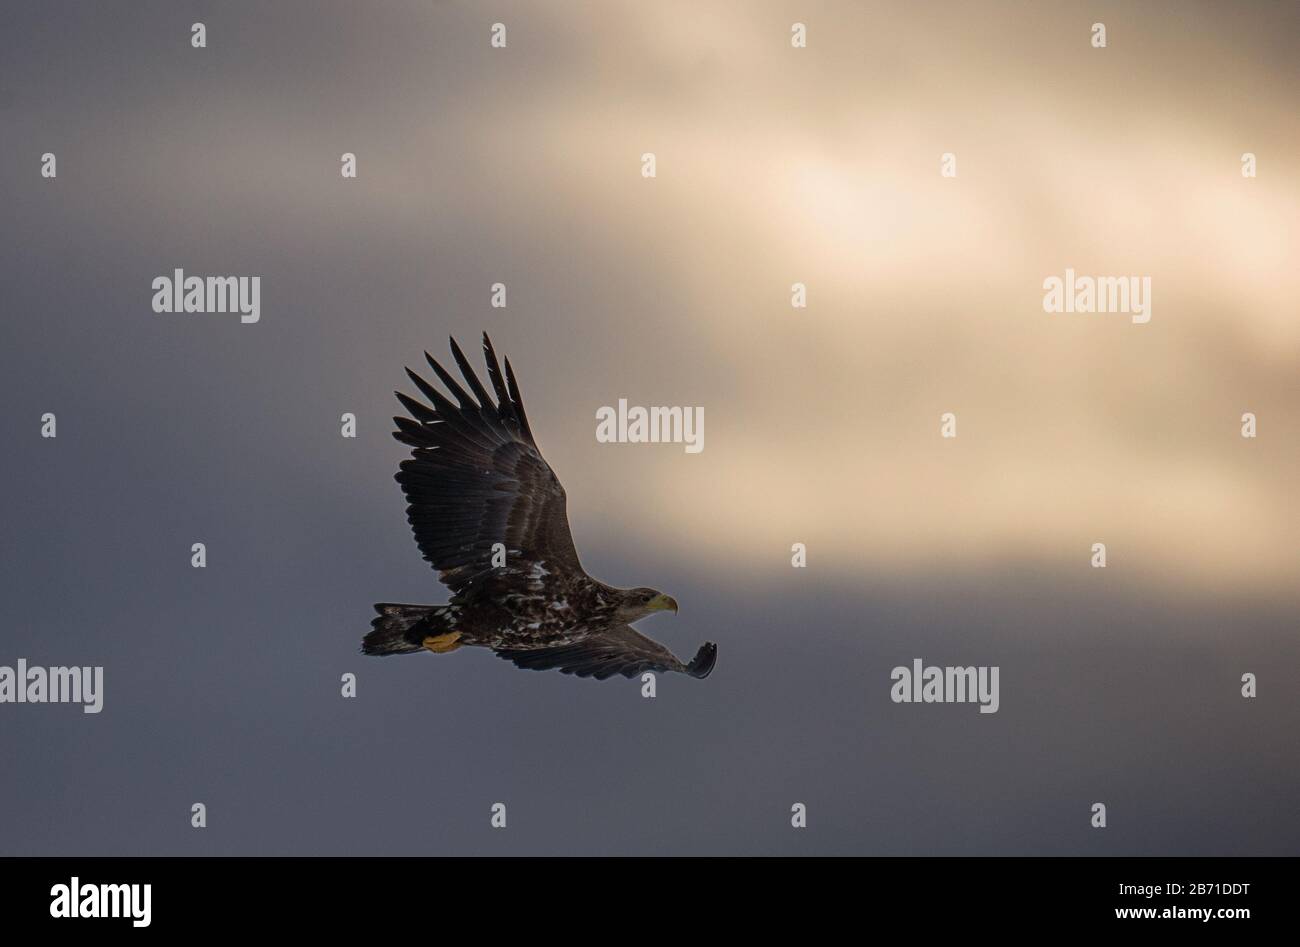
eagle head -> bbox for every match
[620,587,679,621]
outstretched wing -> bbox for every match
[393,332,583,597]
[496,626,718,680]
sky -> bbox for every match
[1,0,1296,855]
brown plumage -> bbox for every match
[361,333,716,681]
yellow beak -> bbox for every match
[647,593,679,613]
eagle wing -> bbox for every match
[392,333,583,598]
[496,625,718,680]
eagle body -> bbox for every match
[362,333,716,681]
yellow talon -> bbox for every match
[422,631,463,654]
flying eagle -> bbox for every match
[361,333,717,681]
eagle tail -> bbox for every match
[362,603,448,655]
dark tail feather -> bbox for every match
[362,603,441,655]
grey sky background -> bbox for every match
[1,1,1297,854]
